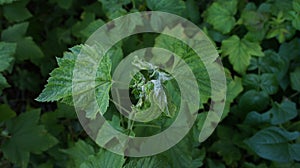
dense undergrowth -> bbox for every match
[0,0,300,167]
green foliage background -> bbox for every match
[0,0,300,167]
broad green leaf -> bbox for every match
[204,0,237,34]
[3,0,32,22]
[11,68,41,92]
[209,140,241,165]
[160,130,205,168]
[79,149,125,168]
[242,74,260,90]
[271,162,300,168]
[154,34,211,104]
[207,159,226,168]
[240,9,269,41]
[0,42,16,71]
[36,45,113,119]
[123,156,169,168]
[244,111,270,125]
[266,21,295,43]
[0,74,10,95]
[1,22,28,42]
[209,126,242,165]
[50,0,73,9]
[80,19,105,40]
[259,50,288,82]
[0,0,18,5]
[279,38,300,61]
[243,73,278,95]
[15,37,44,63]
[98,0,130,19]
[1,109,58,168]
[245,127,300,162]
[293,0,300,12]
[221,35,264,74]
[289,11,300,30]
[146,0,186,15]
[243,162,268,168]
[61,140,95,167]
[223,77,243,119]
[244,99,297,125]
[0,42,16,94]
[1,22,44,64]
[0,104,16,122]
[267,99,298,125]
[72,12,97,39]
[240,10,268,32]
[290,67,300,92]
[185,0,201,23]
[35,46,78,104]
[238,90,269,112]
[41,103,77,136]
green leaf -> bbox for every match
[238,90,269,112]
[11,68,41,92]
[123,156,169,168]
[1,22,28,42]
[279,38,300,61]
[0,42,16,94]
[0,73,10,95]
[209,140,241,165]
[245,127,300,162]
[223,77,243,119]
[221,35,264,74]
[160,131,205,168]
[146,0,186,15]
[267,99,298,125]
[0,0,18,5]
[240,9,269,41]
[243,73,278,95]
[244,111,270,125]
[240,10,268,31]
[242,74,260,90]
[36,45,113,119]
[79,149,125,168]
[289,11,300,30]
[290,67,300,92]
[266,21,295,43]
[0,104,16,122]
[98,0,130,19]
[80,19,105,40]
[204,0,237,34]
[3,0,32,22]
[0,42,16,71]
[293,0,300,12]
[185,0,201,23]
[259,50,289,83]
[1,22,44,65]
[35,46,78,104]
[15,37,44,63]
[61,140,95,167]
[50,0,73,9]
[209,126,242,165]
[154,34,211,104]
[1,109,58,168]
[207,159,226,168]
